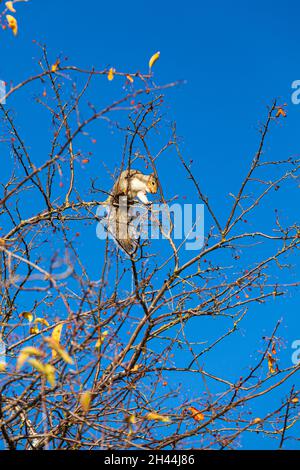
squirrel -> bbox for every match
[104,169,158,254]
[105,169,158,206]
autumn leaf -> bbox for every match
[44,364,56,387]
[5,2,16,13]
[27,359,56,386]
[130,364,141,373]
[126,74,134,83]
[27,358,46,375]
[80,391,92,412]
[35,318,50,327]
[107,68,115,81]
[125,414,136,425]
[188,406,205,421]
[291,397,299,404]
[16,346,45,371]
[149,51,160,70]
[51,59,60,73]
[267,353,276,374]
[146,411,170,423]
[95,330,108,349]
[20,346,45,356]
[21,311,33,323]
[44,337,74,365]
[31,318,50,334]
[51,324,63,358]
[6,14,17,36]
[253,417,262,424]
[276,108,287,118]
[30,325,39,335]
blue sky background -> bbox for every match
[1,0,300,449]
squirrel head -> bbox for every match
[147,173,158,194]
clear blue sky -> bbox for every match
[1,0,300,449]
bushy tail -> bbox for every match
[106,202,138,256]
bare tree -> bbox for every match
[0,37,299,450]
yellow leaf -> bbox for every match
[276,108,287,118]
[291,397,299,404]
[6,14,17,36]
[107,67,115,81]
[188,406,205,421]
[0,363,6,372]
[27,358,46,374]
[44,364,56,386]
[130,364,141,373]
[5,2,16,13]
[149,51,160,69]
[80,391,92,412]
[126,74,134,83]
[51,60,60,73]
[267,353,276,374]
[27,359,56,386]
[35,318,50,327]
[21,311,33,323]
[125,414,136,425]
[52,324,63,342]
[45,337,74,365]
[253,417,262,424]
[30,325,39,335]
[146,412,170,423]
[16,352,28,370]
[16,347,44,371]
[95,331,108,349]
[21,346,44,356]
[51,324,63,358]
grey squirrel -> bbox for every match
[104,169,158,254]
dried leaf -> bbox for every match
[146,412,170,423]
[126,74,134,83]
[80,391,92,412]
[107,67,115,81]
[267,353,276,374]
[276,108,287,118]
[21,311,33,323]
[30,325,39,335]
[35,318,50,327]
[44,364,56,386]
[188,406,205,421]
[130,364,141,373]
[6,14,17,35]
[27,359,56,386]
[95,331,108,349]
[27,358,46,374]
[125,414,136,425]
[5,2,16,13]
[253,417,262,424]
[45,337,74,365]
[16,346,44,371]
[149,51,160,69]
[51,324,63,358]
[51,60,60,73]
[21,346,44,356]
